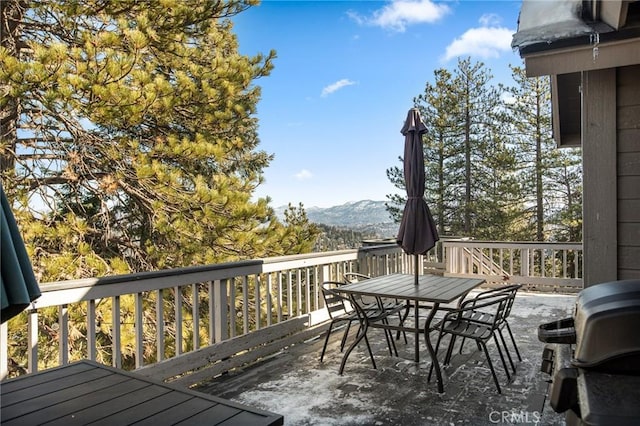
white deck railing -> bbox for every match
[444,240,583,290]
[1,240,582,380]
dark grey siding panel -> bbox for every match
[619,269,640,280]
[617,65,640,277]
[619,176,640,199]
[618,222,640,246]
[619,246,640,269]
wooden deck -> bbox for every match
[1,360,283,426]
[195,291,577,425]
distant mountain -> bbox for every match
[274,200,398,239]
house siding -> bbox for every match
[617,64,640,279]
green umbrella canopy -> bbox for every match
[1,185,40,323]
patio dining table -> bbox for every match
[338,273,485,393]
[1,360,283,425]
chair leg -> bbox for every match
[428,329,446,382]
[339,322,371,374]
[363,333,377,370]
[397,310,408,344]
[443,334,458,366]
[458,336,467,354]
[505,322,522,361]
[493,334,511,382]
[320,322,336,362]
[497,328,516,373]
[396,304,411,342]
[480,341,502,394]
[339,320,381,374]
[339,321,353,352]
[381,317,398,356]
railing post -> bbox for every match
[88,300,97,362]
[287,271,293,318]
[87,300,97,362]
[521,248,530,277]
[156,290,164,363]
[448,245,458,274]
[266,274,273,327]
[112,296,121,369]
[305,268,311,314]
[256,275,263,330]
[135,293,143,368]
[175,286,183,356]
[242,276,249,334]
[276,272,283,323]
[59,305,69,366]
[192,284,200,349]
[321,264,329,283]
[213,279,228,342]
[357,250,369,277]
[296,272,302,317]
[28,309,38,373]
[443,243,451,273]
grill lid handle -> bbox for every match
[538,317,576,344]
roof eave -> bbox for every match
[516,25,640,77]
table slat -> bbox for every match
[131,396,226,425]
[42,380,171,425]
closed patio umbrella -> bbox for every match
[396,108,439,285]
[1,185,40,323]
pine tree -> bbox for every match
[1,0,320,373]
[387,62,581,244]
[388,60,520,239]
[545,153,583,242]
[1,0,319,281]
[506,66,582,241]
[414,68,459,236]
[446,58,514,238]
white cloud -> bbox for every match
[321,79,356,97]
[479,13,502,27]
[348,0,450,32]
[295,169,313,180]
[442,15,515,62]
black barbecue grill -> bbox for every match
[538,280,640,425]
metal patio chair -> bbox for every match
[343,272,408,343]
[320,281,405,374]
[319,281,361,363]
[428,291,512,393]
[457,284,523,374]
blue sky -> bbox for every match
[233,0,524,208]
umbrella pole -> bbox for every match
[414,255,419,285]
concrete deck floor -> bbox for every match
[196,290,576,426]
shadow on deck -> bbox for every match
[195,291,575,426]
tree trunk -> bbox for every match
[0,0,25,175]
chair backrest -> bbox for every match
[343,272,371,283]
[321,281,353,319]
[501,284,522,319]
[467,284,521,316]
[342,272,379,306]
[460,292,512,330]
